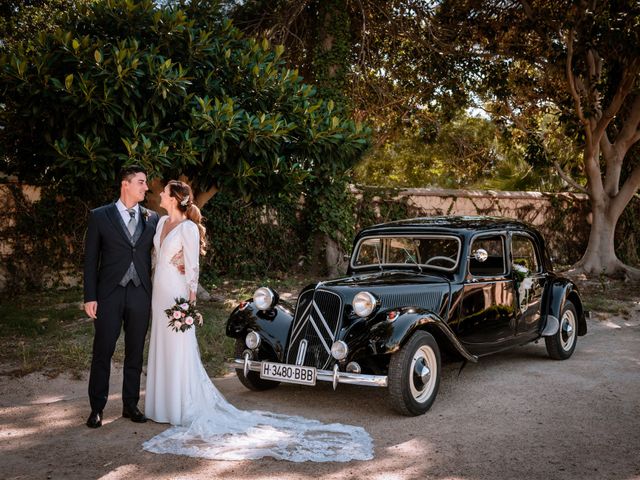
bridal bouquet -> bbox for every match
[165,298,203,332]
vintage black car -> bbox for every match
[226,216,587,415]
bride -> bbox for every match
[143,180,373,462]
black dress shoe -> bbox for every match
[86,411,103,428]
[122,405,147,423]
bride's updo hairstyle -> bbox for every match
[167,180,207,255]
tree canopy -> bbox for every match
[0,0,369,205]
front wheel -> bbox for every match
[234,339,280,391]
[545,300,578,360]
[388,331,441,416]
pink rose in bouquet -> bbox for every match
[165,297,203,332]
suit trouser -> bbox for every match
[88,282,151,412]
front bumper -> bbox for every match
[226,356,388,389]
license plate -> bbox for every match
[260,361,316,386]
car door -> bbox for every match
[457,233,517,354]
[510,232,546,338]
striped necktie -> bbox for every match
[127,208,136,236]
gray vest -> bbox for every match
[117,209,144,287]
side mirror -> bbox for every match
[343,254,350,261]
[472,248,488,262]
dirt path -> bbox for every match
[1,313,639,480]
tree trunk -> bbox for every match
[559,24,640,279]
[309,232,347,277]
[311,0,352,275]
[575,197,640,279]
[576,199,620,274]
[325,234,347,278]
[146,177,164,213]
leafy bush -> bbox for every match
[0,0,369,204]
[200,191,305,280]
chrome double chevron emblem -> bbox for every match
[289,290,342,366]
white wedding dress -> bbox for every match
[143,216,373,462]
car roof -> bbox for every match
[356,216,539,238]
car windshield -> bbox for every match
[352,235,461,271]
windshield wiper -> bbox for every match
[374,242,383,272]
[401,247,423,274]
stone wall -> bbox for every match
[0,182,591,292]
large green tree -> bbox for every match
[0,0,369,210]
[230,1,640,277]
[436,0,640,278]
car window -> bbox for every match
[417,237,460,269]
[353,235,460,271]
[356,237,384,266]
[386,237,420,264]
[512,235,540,273]
[469,235,505,276]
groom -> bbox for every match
[83,165,159,428]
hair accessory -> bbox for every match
[180,195,190,207]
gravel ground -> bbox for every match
[1,312,639,480]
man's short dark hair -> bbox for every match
[119,164,147,183]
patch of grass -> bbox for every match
[568,277,640,318]
[58,341,93,380]
[583,296,631,316]
[0,289,83,337]
[0,287,92,377]
[0,276,311,377]
[197,302,236,376]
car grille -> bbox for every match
[286,289,343,369]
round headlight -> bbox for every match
[245,330,261,350]
[331,340,349,360]
[253,287,276,310]
[352,291,378,317]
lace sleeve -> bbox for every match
[181,221,200,295]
